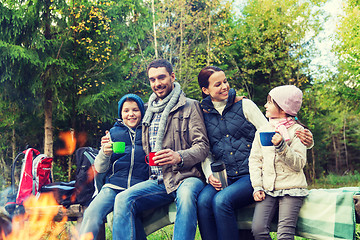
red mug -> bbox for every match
[145,152,158,166]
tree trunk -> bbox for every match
[0,151,8,187]
[44,88,53,157]
[43,0,53,160]
[207,12,211,65]
[331,131,339,173]
[179,0,184,82]
[311,148,316,182]
[12,121,16,160]
[152,0,158,58]
[343,116,349,169]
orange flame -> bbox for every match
[56,131,76,156]
[56,131,88,156]
[3,193,94,240]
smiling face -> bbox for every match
[121,100,142,128]
[264,96,286,119]
[201,71,230,102]
[148,67,175,99]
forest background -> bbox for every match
[0,0,359,185]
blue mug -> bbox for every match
[259,132,276,146]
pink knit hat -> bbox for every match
[269,85,303,116]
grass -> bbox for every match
[310,171,360,189]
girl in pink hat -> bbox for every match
[249,85,308,240]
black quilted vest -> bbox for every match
[200,89,256,178]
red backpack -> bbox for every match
[5,148,53,216]
[16,148,53,204]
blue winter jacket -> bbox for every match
[200,88,256,178]
[105,120,149,188]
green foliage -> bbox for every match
[212,0,324,105]
[0,0,359,186]
[334,2,360,112]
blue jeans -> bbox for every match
[252,195,304,240]
[112,177,205,240]
[80,187,120,239]
[197,174,254,240]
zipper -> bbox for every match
[127,127,137,188]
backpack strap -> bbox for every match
[10,152,24,195]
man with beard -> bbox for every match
[111,59,209,240]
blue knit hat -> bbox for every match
[117,94,145,120]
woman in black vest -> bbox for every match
[197,66,313,240]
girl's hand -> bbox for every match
[296,129,313,147]
[208,174,222,191]
[271,133,283,146]
[253,191,265,202]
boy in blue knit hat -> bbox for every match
[80,94,149,239]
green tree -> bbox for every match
[214,0,325,106]
[0,0,151,181]
[148,0,232,99]
[334,0,360,112]
[305,79,360,175]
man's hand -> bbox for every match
[208,174,222,191]
[253,191,265,202]
[296,129,313,148]
[153,149,181,166]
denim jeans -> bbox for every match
[252,195,304,240]
[197,174,254,240]
[80,187,120,239]
[112,177,205,240]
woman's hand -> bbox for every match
[253,190,265,202]
[208,174,222,191]
[296,129,313,148]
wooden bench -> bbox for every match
[24,188,360,239]
[139,188,360,239]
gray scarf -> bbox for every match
[143,82,182,151]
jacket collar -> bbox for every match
[201,88,236,114]
[169,91,186,113]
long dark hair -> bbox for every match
[197,66,224,99]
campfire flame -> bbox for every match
[3,193,94,240]
[56,131,76,156]
[56,130,87,156]
[3,130,96,239]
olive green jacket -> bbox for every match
[142,92,209,193]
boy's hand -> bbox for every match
[103,142,113,156]
[254,190,265,202]
[101,130,110,146]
